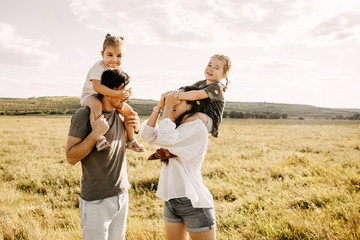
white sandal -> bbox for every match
[126,139,145,152]
[96,136,111,151]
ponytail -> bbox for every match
[222,77,230,92]
[103,33,125,51]
[211,54,231,92]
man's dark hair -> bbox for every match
[99,69,131,98]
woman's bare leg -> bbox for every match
[164,221,189,240]
[189,228,216,240]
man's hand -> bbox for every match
[124,112,140,133]
[66,113,109,165]
[90,112,109,140]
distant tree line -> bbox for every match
[1,97,359,120]
[336,113,360,120]
[0,109,77,115]
[2,109,360,121]
[321,113,360,120]
[222,111,360,120]
[223,111,288,119]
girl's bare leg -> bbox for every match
[83,95,111,151]
[83,95,102,119]
[118,105,144,152]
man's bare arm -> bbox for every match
[66,113,109,165]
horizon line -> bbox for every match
[1,96,359,110]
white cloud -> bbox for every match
[69,0,360,48]
[253,57,316,70]
[308,11,360,45]
[330,48,357,54]
[0,22,58,67]
[129,71,202,100]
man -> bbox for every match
[66,69,140,240]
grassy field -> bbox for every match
[0,116,359,239]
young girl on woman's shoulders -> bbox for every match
[177,54,231,138]
[148,54,231,161]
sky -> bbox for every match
[0,0,360,109]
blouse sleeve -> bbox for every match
[156,118,208,162]
[139,120,159,147]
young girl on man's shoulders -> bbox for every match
[80,34,144,152]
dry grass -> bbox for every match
[0,116,359,239]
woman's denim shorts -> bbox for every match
[163,197,216,233]
[206,115,213,133]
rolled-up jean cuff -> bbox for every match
[186,223,217,233]
[163,216,216,233]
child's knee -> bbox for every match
[85,96,102,116]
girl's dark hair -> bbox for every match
[161,86,210,165]
[103,33,125,51]
[98,69,130,98]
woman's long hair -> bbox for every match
[174,86,211,127]
[161,86,210,165]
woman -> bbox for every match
[140,86,216,240]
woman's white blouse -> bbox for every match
[140,118,214,208]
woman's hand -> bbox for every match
[147,90,173,128]
[160,91,179,121]
[156,90,178,110]
[156,92,167,111]
[164,91,179,107]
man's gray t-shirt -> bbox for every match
[68,107,130,201]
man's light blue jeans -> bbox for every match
[79,192,128,240]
